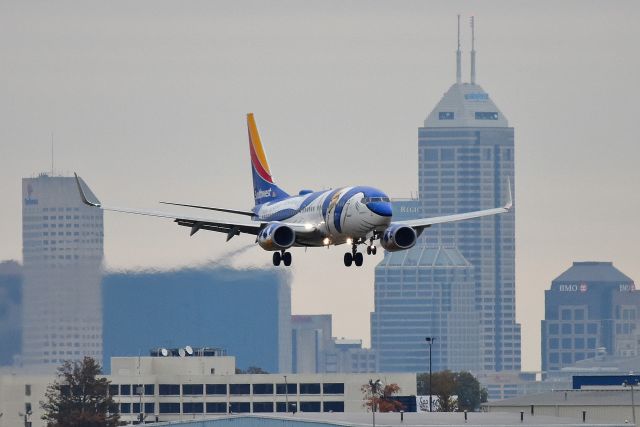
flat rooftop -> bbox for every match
[156,412,626,427]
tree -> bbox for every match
[417,370,487,412]
[455,371,487,411]
[362,380,405,412]
[431,370,457,412]
[41,357,119,427]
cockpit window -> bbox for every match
[361,196,390,203]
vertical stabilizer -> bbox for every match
[247,113,290,206]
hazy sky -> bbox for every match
[1,0,639,372]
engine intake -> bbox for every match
[258,223,296,251]
[380,224,417,252]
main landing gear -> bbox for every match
[344,243,364,267]
[273,251,292,267]
[344,238,378,267]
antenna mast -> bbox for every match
[456,14,462,84]
[470,16,476,84]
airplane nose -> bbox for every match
[367,201,392,217]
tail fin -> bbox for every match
[247,113,290,206]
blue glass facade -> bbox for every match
[541,262,638,372]
[418,125,519,372]
[102,267,291,373]
[0,261,22,366]
[371,247,480,372]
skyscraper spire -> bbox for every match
[470,16,476,84]
[456,14,462,84]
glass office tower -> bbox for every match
[21,174,104,372]
[419,81,519,372]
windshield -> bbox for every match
[361,196,390,203]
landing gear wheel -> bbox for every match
[372,246,377,255]
[344,252,353,267]
[366,246,372,255]
[282,251,292,266]
[354,252,364,267]
[272,252,281,266]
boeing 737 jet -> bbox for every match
[75,113,512,267]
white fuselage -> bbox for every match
[254,187,392,247]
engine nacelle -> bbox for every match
[380,224,417,252]
[258,223,296,251]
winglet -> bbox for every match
[74,173,101,207]
[504,177,513,210]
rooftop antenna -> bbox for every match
[470,16,476,84]
[456,14,462,84]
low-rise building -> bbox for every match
[483,388,640,424]
[0,349,416,426]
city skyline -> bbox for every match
[1,1,639,372]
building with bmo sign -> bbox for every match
[541,261,638,372]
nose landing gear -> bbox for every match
[366,237,377,256]
[273,251,292,267]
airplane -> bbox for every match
[75,113,512,267]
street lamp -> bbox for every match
[623,379,639,426]
[425,337,436,412]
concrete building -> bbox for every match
[541,262,638,372]
[483,388,640,425]
[325,339,377,374]
[291,315,333,374]
[0,260,22,366]
[417,25,519,372]
[21,174,104,372]
[0,351,416,426]
[102,267,292,374]
[371,246,479,373]
[291,315,377,374]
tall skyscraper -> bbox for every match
[418,18,519,372]
[541,261,638,372]
[21,174,104,371]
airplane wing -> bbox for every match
[394,179,513,232]
[158,201,255,217]
[74,174,316,240]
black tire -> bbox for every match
[283,251,292,266]
[366,246,372,255]
[343,252,353,267]
[354,252,364,266]
[273,252,281,266]
[372,246,377,255]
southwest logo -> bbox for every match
[255,188,274,199]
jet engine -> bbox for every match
[380,224,417,252]
[258,223,296,251]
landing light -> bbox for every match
[304,223,313,230]
[346,238,353,245]
[323,237,330,245]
